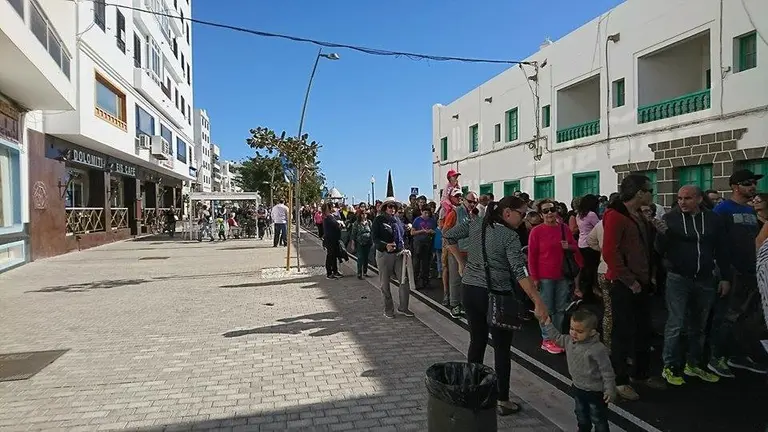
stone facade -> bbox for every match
[612,128,767,206]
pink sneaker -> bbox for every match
[540,340,564,354]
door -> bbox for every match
[479,183,493,196]
[534,176,554,200]
[503,180,520,197]
[572,171,600,198]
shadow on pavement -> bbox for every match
[220,276,318,289]
[222,312,347,338]
[25,279,150,293]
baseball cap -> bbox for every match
[729,169,764,185]
[446,169,461,179]
[449,188,463,197]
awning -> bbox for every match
[189,192,261,201]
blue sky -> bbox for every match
[192,0,624,202]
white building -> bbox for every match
[433,0,767,208]
[220,160,242,193]
[1,0,76,271]
[210,142,221,192]
[192,107,211,192]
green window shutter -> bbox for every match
[739,32,757,72]
[479,184,493,196]
[705,69,712,90]
[506,108,518,141]
[494,124,501,142]
[440,137,448,161]
[503,180,520,197]
[469,124,479,152]
[461,186,470,196]
[541,105,550,128]
[743,159,768,192]
[679,165,713,191]
[534,176,555,200]
[572,171,600,198]
[613,79,625,107]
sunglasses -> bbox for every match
[642,188,654,194]
[466,200,477,205]
[540,207,556,214]
[739,180,757,187]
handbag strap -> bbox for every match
[481,224,493,290]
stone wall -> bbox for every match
[612,128,767,206]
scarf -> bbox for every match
[389,215,405,250]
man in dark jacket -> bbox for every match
[372,199,412,318]
[655,185,730,386]
[322,203,343,279]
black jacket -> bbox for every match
[655,207,731,281]
[322,214,341,247]
[371,214,399,253]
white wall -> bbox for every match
[432,0,768,202]
[637,32,710,106]
[557,75,601,128]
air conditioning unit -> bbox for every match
[137,134,151,150]
[151,135,171,160]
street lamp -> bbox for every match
[370,176,375,204]
[293,48,340,271]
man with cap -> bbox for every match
[708,169,768,377]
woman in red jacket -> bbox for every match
[528,199,583,354]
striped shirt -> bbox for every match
[756,238,768,332]
[443,217,528,293]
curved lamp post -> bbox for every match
[294,49,340,271]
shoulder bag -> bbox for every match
[482,225,521,330]
[560,224,580,280]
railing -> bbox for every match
[111,207,129,229]
[556,119,600,143]
[95,106,127,131]
[637,89,711,124]
[66,207,105,234]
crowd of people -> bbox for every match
[307,167,768,431]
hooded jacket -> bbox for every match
[655,206,731,281]
[602,201,654,288]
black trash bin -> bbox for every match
[425,362,498,432]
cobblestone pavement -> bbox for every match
[0,235,559,431]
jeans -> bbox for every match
[662,272,715,370]
[573,386,609,432]
[376,250,409,314]
[412,239,432,289]
[273,223,287,247]
[434,249,443,274]
[356,244,371,276]
[463,283,514,402]
[316,223,324,239]
[198,222,213,241]
[609,281,652,385]
[538,279,571,338]
[710,271,767,362]
[325,242,339,276]
[579,247,600,301]
[447,254,463,307]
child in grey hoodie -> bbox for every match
[543,309,616,432]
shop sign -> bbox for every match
[0,99,21,144]
[109,160,136,177]
[68,148,106,169]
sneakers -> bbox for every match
[397,309,415,317]
[326,274,338,280]
[707,357,736,378]
[357,274,363,280]
[684,364,720,383]
[540,340,564,355]
[450,305,464,319]
[383,311,395,319]
[631,376,667,390]
[727,356,768,374]
[442,295,450,307]
[662,367,685,386]
[616,384,639,401]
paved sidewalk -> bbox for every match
[0,234,559,431]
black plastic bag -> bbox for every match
[425,362,498,410]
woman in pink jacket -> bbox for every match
[528,199,583,354]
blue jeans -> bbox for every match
[356,244,371,276]
[661,272,715,369]
[573,387,609,432]
[539,279,570,338]
[273,223,287,246]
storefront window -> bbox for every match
[0,145,22,230]
[64,170,88,208]
[110,177,124,208]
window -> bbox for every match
[736,32,757,72]
[175,88,179,108]
[741,159,768,192]
[181,53,185,70]
[439,137,448,161]
[186,23,190,43]
[541,105,551,128]
[469,124,479,152]
[160,124,173,155]
[8,0,23,17]
[146,37,161,83]
[705,69,712,90]
[94,0,106,30]
[186,63,191,85]
[64,169,88,208]
[678,165,713,191]
[133,33,141,67]
[0,145,22,231]
[116,10,126,53]
[30,5,47,47]
[29,0,71,79]
[95,73,126,124]
[572,171,600,197]
[534,176,555,200]
[135,104,155,137]
[505,108,518,141]
[633,170,658,202]
[612,79,625,108]
[503,180,520,197]
[172,39,178,58]
[479,184,493,196]
[494,123,501,143]
[176,138,187,163]
[181,96,186,115]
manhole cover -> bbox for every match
[0,350,69,382]
[139,256,170,261]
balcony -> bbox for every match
[0,0,75,109]
[637,30,711,125]
[638,89,711,124]
[557,120,600,143]
[556,74,601,144]
[132,67,186,129]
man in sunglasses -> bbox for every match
[708,169,768,377]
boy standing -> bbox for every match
[542,310,615,432]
